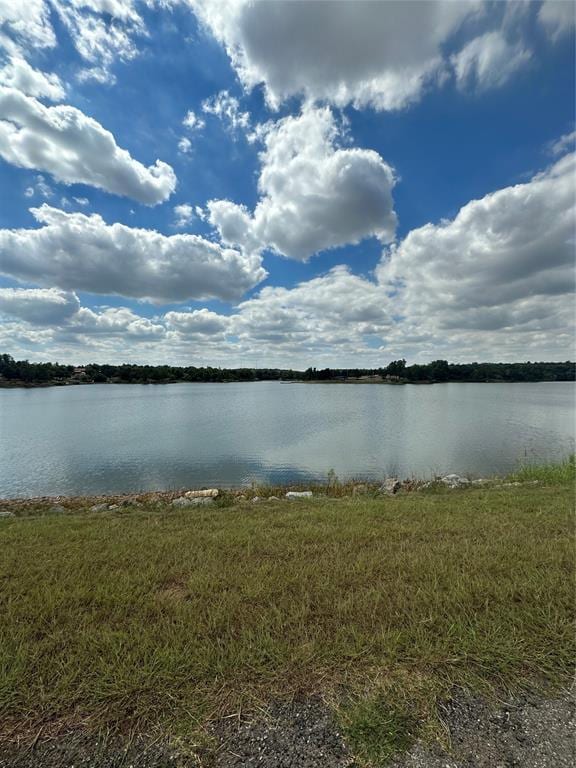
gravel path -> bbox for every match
[213,696,354,768]
[0,733,187,768]
[0,693,573,767]
[390,693,575,768]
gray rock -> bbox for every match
[171,497,189,507]
[172,496,213,507]
[108,504,120,510]
[119,497,141,507]
[0,510,15,518]
[268,496,280,501]
[252,496,261,503]
[441,474,471,489]
[89,503,109,513]
[235,494,247,502]
[49,505,66,515]
[286,491,313,499]
[381,477,401,494]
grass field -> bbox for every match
[0,465,574,765]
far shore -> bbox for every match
[1,376,573,389]
[2,356,574,388]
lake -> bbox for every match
[1,381,574,498]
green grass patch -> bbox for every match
[341,694,415,766]
[508,453,576,485]
[0,479,574,764]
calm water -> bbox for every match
[1,381,574,498]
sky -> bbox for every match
[0,0,574,368]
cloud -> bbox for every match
[164,308,230,336]
[221,145,575,360]
[0,286,80,324]
[0,205,267,303]
[52,0,146,82]
[76,66,116,85]
[0,287,166,343]
[0,56,65,101]
[229,265,391,351]
[1,1,147,86]
[177,109,205,153]
[222,151,575,362]
[182,109,205,131]
[0,265,392,362]
[67,306,166,339]
[208,106,397,261]
[547,129,576,156]
[377,152,576,339]
[0,0,56,51]
[201,90,251,135]
[190,0,539,111]
[164,150,575,364]
[538,0,576,40]
[0,87,176,204]
[173,202,194,228]
[23,174,53,199]
[451,30,532,91]
[3,144,574,367]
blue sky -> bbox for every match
[0,0,574,367]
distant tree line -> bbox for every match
[0,354,574,386]
[303,359,576,382]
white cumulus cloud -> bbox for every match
[68,305,166,339]
[0,0,56,51]
[208,106,397,261]
[173,203,194,228]
[0,286,80,325]
[0,56,65,101]
[229,265,391,351]
[190,0,530,111]
[0,205,267,303]
[377,152,576,340]
[0,87,176,204]
[164,308,230,336]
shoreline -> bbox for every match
[2,457,572,511]
[1,377,575,389]
[0,474,538,513]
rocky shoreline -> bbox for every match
[0,473,530,518]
